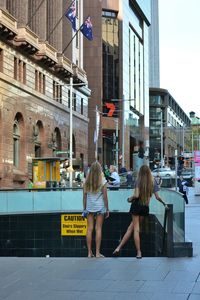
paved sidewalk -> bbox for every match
[0,188,199,300]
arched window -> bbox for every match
[52,128,61,156]
[13,121,20,167]
[33,121,44,157]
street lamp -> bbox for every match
[160,109,164,167]
[66,78,88,188]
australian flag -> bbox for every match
[65,0,76,32]
[80,16,93,41]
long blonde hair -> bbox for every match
[137,165,154,204]
[84,161,103,193]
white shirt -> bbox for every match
[86,178,107,212]
[110,171,120,186]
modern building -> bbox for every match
[149,88,191,169]
[149,0,160,88]
[83,0,151,170]
[0,2,90,188]
[189,111,200,152]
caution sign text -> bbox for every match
[61,214,87,236]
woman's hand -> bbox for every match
[105,210,109,219]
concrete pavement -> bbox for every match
[0,187,200,300]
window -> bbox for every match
[81,98,84,115]
[0,49,3,72]
[35,70,45,94]
[53,81,62,103]
[14,57,26,83]
[73,93,76,111]
[13,121,20,167]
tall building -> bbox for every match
[149,0,160,88]
[149,88,191,168]
[83,0,151,170]
[0,1,90,188]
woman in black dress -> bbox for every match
[113,165,167,258]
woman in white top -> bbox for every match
[83,161,109,258]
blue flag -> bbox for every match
[65,0,76,32]
[80,16,93,41]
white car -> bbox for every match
[152,167,175,178]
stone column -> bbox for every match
[28,0,47,41]
[0,0,6,9]
[11,0,28,26]
[46,0,62,52]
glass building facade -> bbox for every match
[101,0,151,169]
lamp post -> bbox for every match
[175,149,178,191]
[69,77,73,188]
[67,78,87,188]
[160,109,164,167]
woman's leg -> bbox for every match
[86,214,94,257]
[95,214,104,257]
[113,221,134,252]
[132,215,141,257]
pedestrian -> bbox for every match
[154,172,162,189]
[82,161,109,258]
[178,175,189,204]
[126,170,134,187]
[112,165,167,259]
[107,165,120,188]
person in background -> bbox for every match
[28,179,33,190]
[119,166,127,174]
[154,172,162,189]
[103,165,110,180]
[82,161,109,258]
[112,165,167,259]
[126,170,134,187]
[108,165,120,188]
[77,170,84,187]
[178,175,189,204]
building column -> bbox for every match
[10,0,28,25]
[28,0,47,40]
[0,0,6,9]
[46,0,62,52]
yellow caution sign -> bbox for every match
[61,214,87,236]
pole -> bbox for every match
[69,77,73,188]
[122,95,125,167]
[160,109,164,167]
[116,119,119,171]
[95,106,98,160]
[175,149,178,191]
[183,125,185,155]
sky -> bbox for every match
[158,0,200,117]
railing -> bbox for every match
[0,187,187,256]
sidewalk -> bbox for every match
[0,188,199,300]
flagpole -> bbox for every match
[62,14,90,54]
[46,0,76,42]
[62,27,81,55]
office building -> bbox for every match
[83,0,151,170]
[0,1,90,188]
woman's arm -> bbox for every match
[154,191,167,207]
[83,187,87,210]
[102,184,109,218]
[127,187,139,202]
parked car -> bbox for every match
[152,167,175,178]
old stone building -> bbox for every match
[0,6,90,188]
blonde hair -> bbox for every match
[84,161,103,193]
[137,165,154,204]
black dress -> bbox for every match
[129,179,159,216]
[129,199,149,216]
